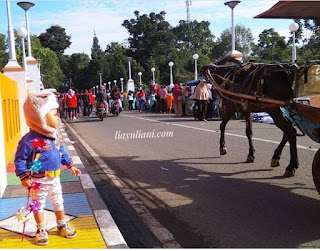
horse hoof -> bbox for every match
[245,156,254,163]
[220,148,227,155]
[282,169,296,178]
[271,159,280,167]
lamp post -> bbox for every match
[17,1,35,58]
[120,78,124,92]
[99,72,102,88]
[5,0,20,67]
[104,83,106,90]
[168,61,174,85]
[151,67,155,84]
[289,22,299,64]
[224,1,240,53]
[127,57,132,80]
[96,85,98,93]
[17,27,28,74]
[138,72,142,88]
[93,86,95,95]
[108,81,111,90]
[193,54,199,80]
[113,80,117,87]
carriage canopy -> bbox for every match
[254,1,320,19]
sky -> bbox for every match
[0,0,297,55]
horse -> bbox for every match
[201,58,299,178]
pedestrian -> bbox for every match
[82,90,90,116]
[128,91,134,110]
[206,83,214,120]
[194,79,209,121]
[159,85,167,113]
[58,93,65,118]
[14,90,81,246]
[75,90,81,117]
[66,89,77,121]
[173,84,183,116]
[88,89,95,116]
[166,91,173,114]
[123,90,129,111]
[138,88,146,112]
[150,91,156,112]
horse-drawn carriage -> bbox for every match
[201,1,320,195]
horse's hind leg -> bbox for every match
[271,134,287,167]
[269,109,298,177]
[219,106,233,155]
[245,112,255,163]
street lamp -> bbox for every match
[104,83,106,90]
[193,54,199,80]
[93,86,96,95]
[108,81,111,90]
[120,78,124,92]
[224,1,240,52]
[5,0,20,67]
[168,61,174,85]
[127,57,132,80]
[96,85,98,93]
[151,67,155,84]
[113,80,117,87]
[17,27,28,74]
[289,22,299,64]
[17,1,35,58]
[99,72,102,88]
[138,72,142,88]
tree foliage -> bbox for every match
[39,25,71,54]
[0,34,9,69]
[251,28,290,62]
[211,24,254,60]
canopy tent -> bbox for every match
[254,1,320,19]
[185,77,205,86]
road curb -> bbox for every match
[59,124,128,249]
[64,123,181,248]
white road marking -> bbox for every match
[121,114,318,152]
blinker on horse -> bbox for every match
[201,59,298,178]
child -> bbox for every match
[14,90,81,246]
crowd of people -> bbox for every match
[56,80,222,121]
[124,81,221,121]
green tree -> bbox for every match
[38,25,72,54]
[122,11,176,69]
[173,20,216,55]
[31,36,64,88]
[251,28,290,62]
[105,42,127,86]
[211,24,254,60]
[86,33,108,88]
[68,53,90,90]
[0,34,9,69]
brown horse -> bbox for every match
[201,59,298,178]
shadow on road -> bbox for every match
[99,154,320,248]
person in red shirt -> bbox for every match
[66,89,77,121]
[88,90,95,116]
[173,84,183,116]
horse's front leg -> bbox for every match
[245,112,255,163]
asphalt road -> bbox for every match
[68,110,320,248]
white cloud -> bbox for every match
[0,0,297,55]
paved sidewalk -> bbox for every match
[0,123,127,249]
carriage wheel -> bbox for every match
[312,148,320,195]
